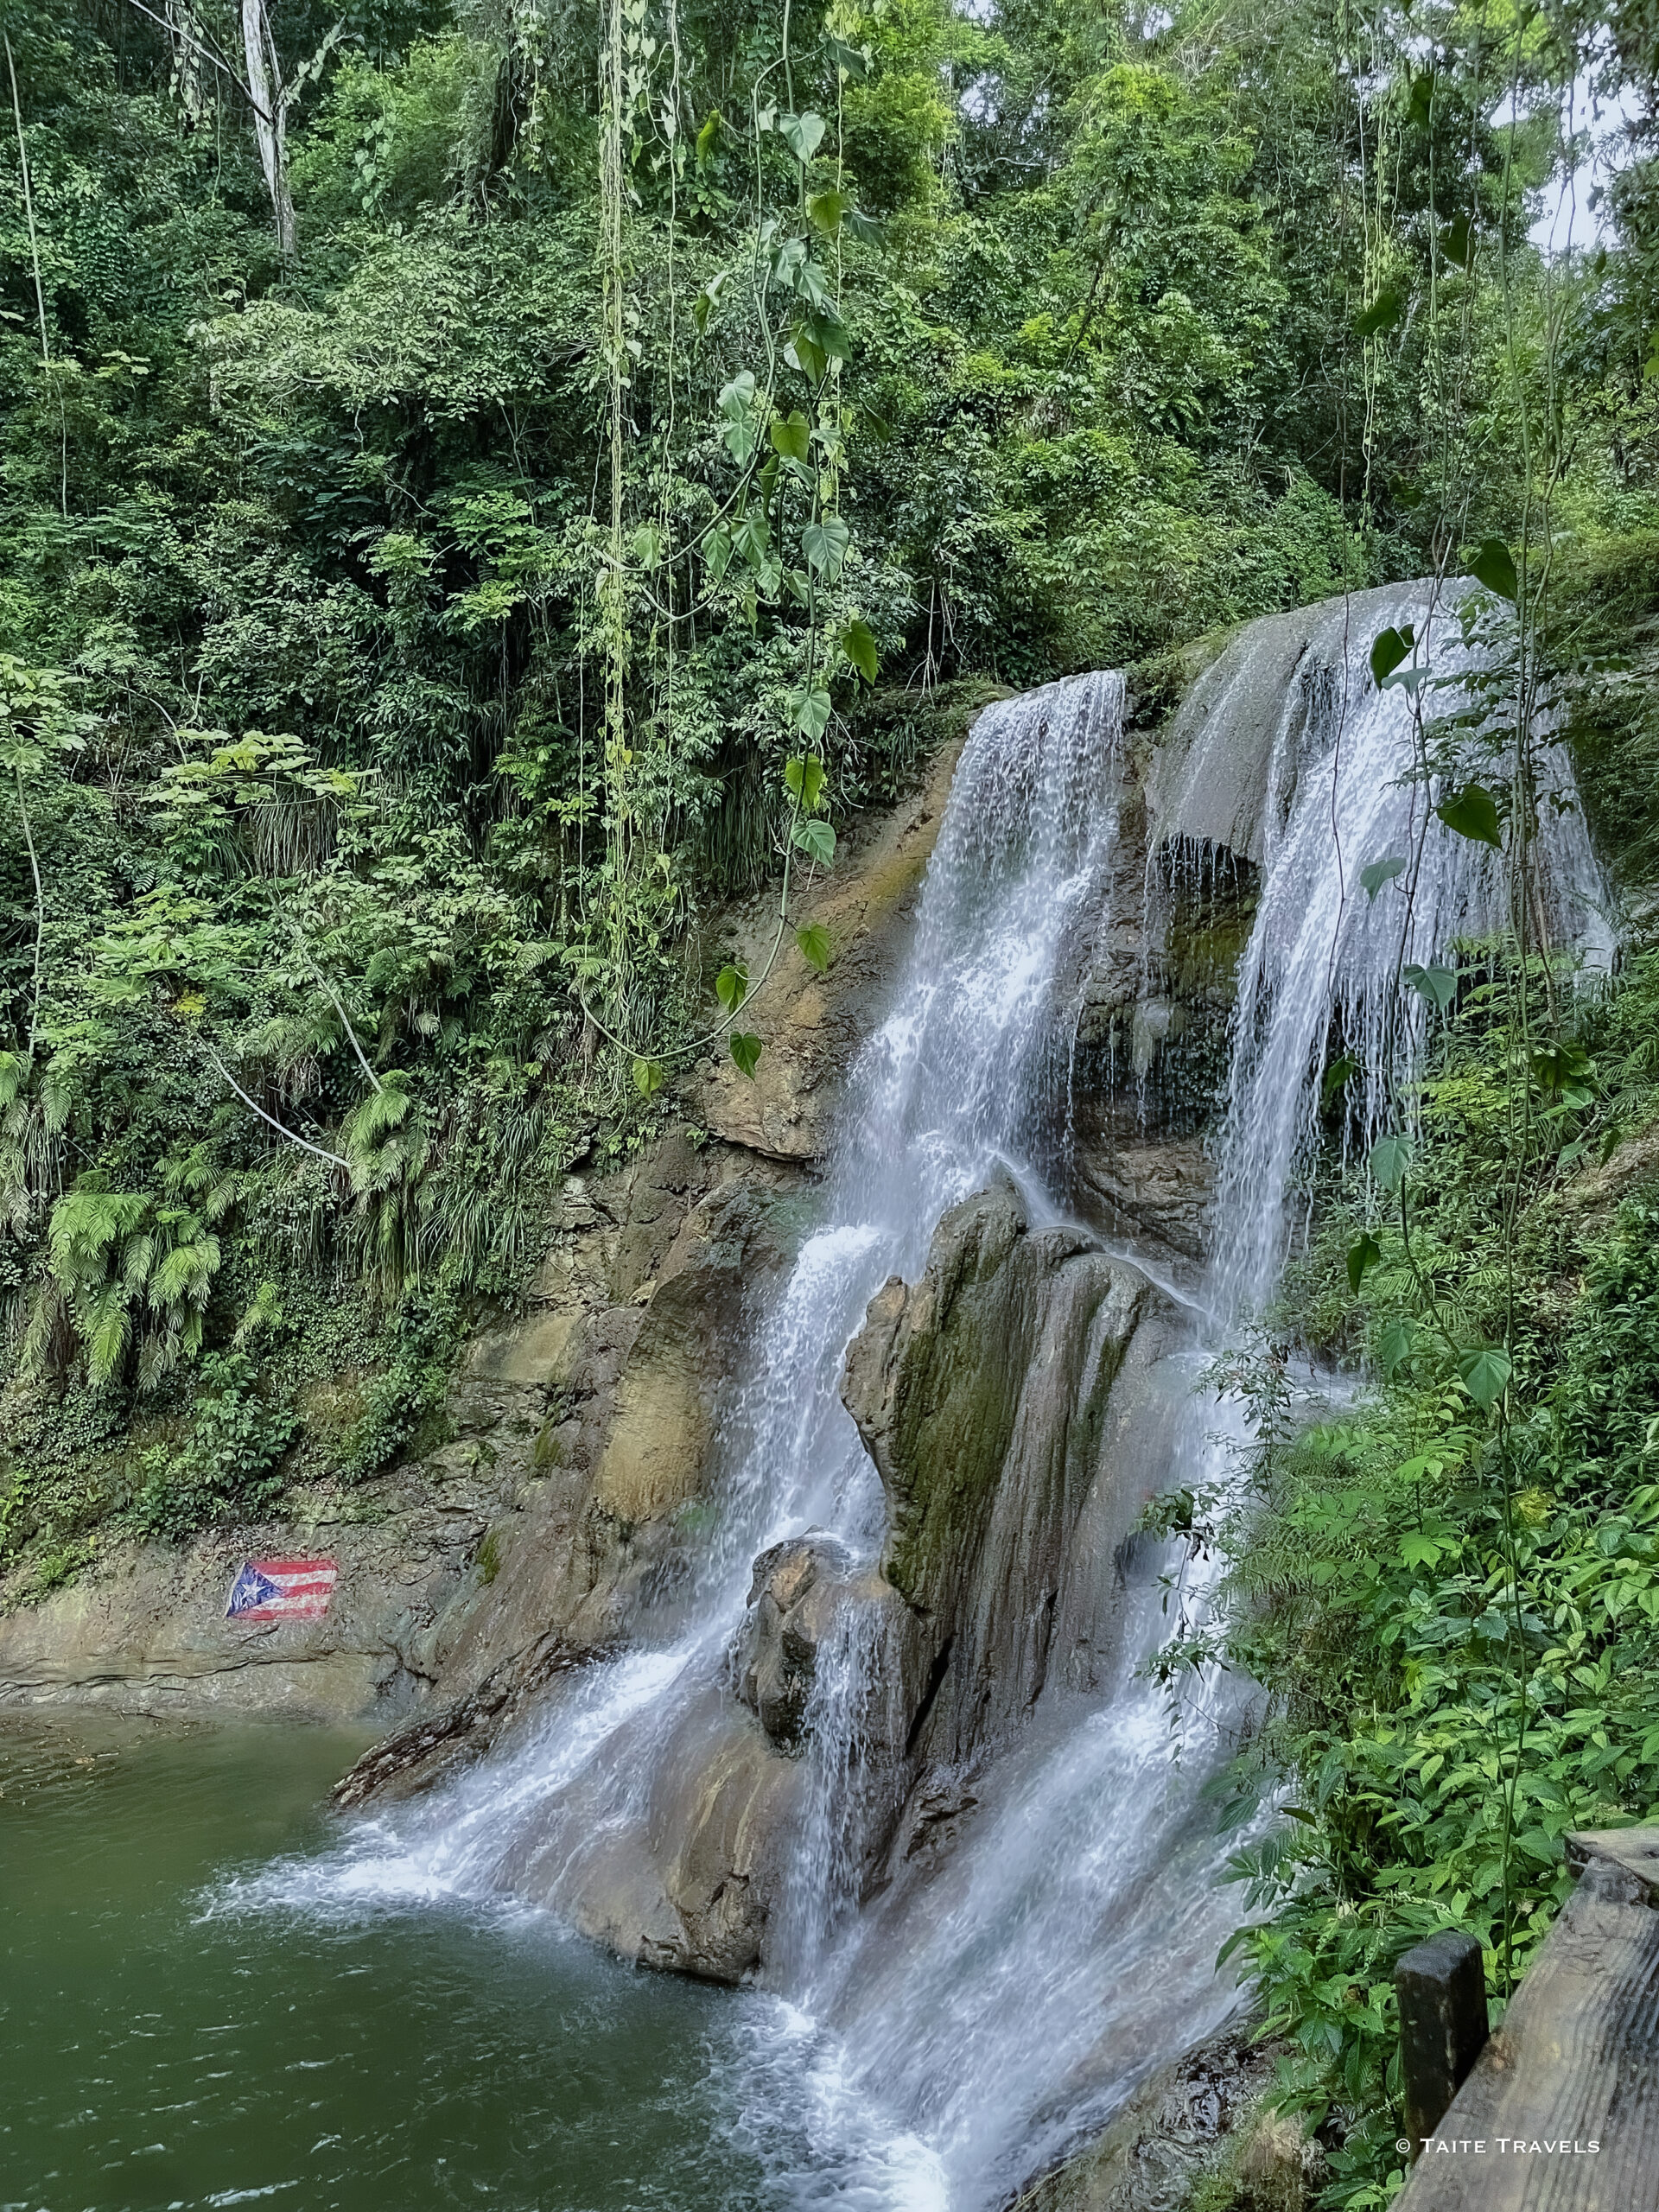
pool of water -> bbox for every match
[0,1713,767,2212]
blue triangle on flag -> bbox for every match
[226,1564,281,1618]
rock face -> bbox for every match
[734,1534,859,1748]
[840,1178,1180,1777]
[1009,2024,1281,2212]
[694,728,972,1160]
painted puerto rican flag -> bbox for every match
[225,1557,338,1622]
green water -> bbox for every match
[0,1714,764,2212]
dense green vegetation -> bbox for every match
[3,0,1659,2196]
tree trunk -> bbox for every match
[240,0,296,264]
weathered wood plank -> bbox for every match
[1394,1835,1659,2212]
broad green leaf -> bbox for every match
[1440,213,1472,268]
[769,410,811,462]
[841,618,879,683]
[1360,855,1407,899]
[734,511,770,569]
[789,322,829,384]
[1401,1531,1446,1569]
[630,524,664,567]
[1377,1317,1417,1376]
[1469,537,1518,601]
[792,816,836,867]
[1369,626,1414,686]
[1403,962,1459,1014]
[1354,289,1404,337]
[779,111,826,162]
[632,1056,664,1096]
[1370,1133,1413,1193]
[823,32,869,78]
[1347,1231,1382,1296]
[845,207,885,247]
[1407,68,1435,130]
[1321,1053,1355,1103]
[705,526,733,582]
[784,753,826,810]
[729,1031,762,1079]
[715,962,748,1013]
[802,516,850,579]
[1437,784,1503,849]
[796,923,831,972]
[807,188,851,234]
[1459,1344,1513,1410]
[787,684,832,743]
[1531,1040,1592,1092]
[787,307,849,366]
[717,370,756,417]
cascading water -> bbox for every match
[225,584,1609,2210]
[1154,580,1611,1308]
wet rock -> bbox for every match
[1008,2023,1277,2212]
[841,1178,1181,1770]
[734,1533,855,1748]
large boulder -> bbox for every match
[734,1533,860,1749]
[840,1178,1180,1771]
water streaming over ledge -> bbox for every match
[223,590,1610,2209]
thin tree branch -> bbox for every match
[202,1043,351,1170]
[5,32,65,518]
[13,768,45,1059]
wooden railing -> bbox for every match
[1393,1826,1659,2209]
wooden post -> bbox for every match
[1395,1930,1488,2158]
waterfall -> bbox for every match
[1152,581,1611,1308]
[230,588,1609,2209]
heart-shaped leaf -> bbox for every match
[769,410,810,462]
[729,1032,762,1079]
[718,370,756,417]
[1459,1344,1513,1410]
[779,110,826,162]
[705,526,733,582]
[807,187,850,234]
[715,961,748,1013]
[841,619,879,683]
[796,923,831,972]
[784,753,826,810]
[1347,1232,1382,1296]
[1359,855,1407,900]
[787,685,831,743]
[1403,962,1459,1013]
[632,1056,665,1096]
[1377,1317,1417,1376]
[629,524,664,567]
[1437,784,1503,849]
[1469,537,1518,601]
[802,516,850,579]
[792,816,836,867]
[1369,626,1414,686]
[1370,1133,1413,1193]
